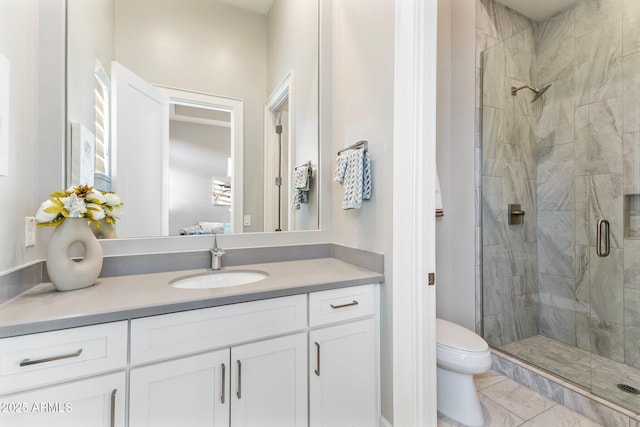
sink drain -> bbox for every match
[617,384,640,395]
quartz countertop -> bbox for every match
[0,258,385,338]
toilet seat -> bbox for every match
[436,318,488,352]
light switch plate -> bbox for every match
[243,215,251,226]
[24,217,36,247]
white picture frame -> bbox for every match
[70,122,96,186]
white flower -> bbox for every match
[86,189,106,205]
[36,185,123,227]
[86,203,106,220]
[104,192,122,207]
[105,204,123,220]
[61,193,87,217]
[35,200,59,223]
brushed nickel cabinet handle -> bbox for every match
[221,363,226,404]
[110,389,117,427]
[330,300,359,309]
[236,360,242,399]
[597,219,610,257]
[20,348,83,366]
[314,342,320,376]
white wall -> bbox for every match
[331,0,394,421]
[435,0,477,331]
[267,0,319,231]
[114,0,267,232]
[0,0,38,273]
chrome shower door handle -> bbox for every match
[597,219,610,257]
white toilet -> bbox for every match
[436,318,492,427]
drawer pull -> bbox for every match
[330,300,359,309]
[221,363,226,404]
[236,360,242,399]
[110,389,117,427]
[19,348,83,366]
[314,342,321,376]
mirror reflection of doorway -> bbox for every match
[109,62,244,237]
[168,103,232,236]
[265,72,294,232]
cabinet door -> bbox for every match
[129,349,230,427]
[231,332,307,427]
[309,319,376,427]
[0,372,125,427]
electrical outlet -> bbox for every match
[24,217,36,247]
[243,215,251,227]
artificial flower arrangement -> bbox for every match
[35,184,123,227]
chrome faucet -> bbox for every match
[210,234,225,270]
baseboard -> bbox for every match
[379,414,393,427]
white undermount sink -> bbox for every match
[170,270,269,289]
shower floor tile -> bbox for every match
[437,370,603,426]
[499,334,640,414]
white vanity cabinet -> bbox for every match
[129,333,307,427]
[308,285,377,427]
[128,294,308,427]
[230,332,307,427]
[0,282,379,427]
[0,321,128,427]
[0,373,126,427]
[129,349,230,427]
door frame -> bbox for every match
[264,71,296,232]
[392,0,438,425]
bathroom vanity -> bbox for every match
[0,258,383,427]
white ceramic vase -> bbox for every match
[46,217,104,291]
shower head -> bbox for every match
[510,83,552,103]
[531,83,552,102]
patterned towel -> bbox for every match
[292,163,312,210]
[334,153,348,183]
[339,148,372,210]
[294,163,311,190]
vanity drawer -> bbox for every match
[130,294,307,365]
[309,284,375,327]
[0,321,127,395]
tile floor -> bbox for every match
[437,370,603,426]
[501,334,640,411]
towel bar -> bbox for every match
[337,140,368,155]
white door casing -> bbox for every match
[392,0,438,426]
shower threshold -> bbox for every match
[497,335,640,416]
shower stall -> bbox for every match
[479,0,640,413]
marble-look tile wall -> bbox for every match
[478,0,539,345]
[478,0,640,369]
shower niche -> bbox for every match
[625,194,640,239]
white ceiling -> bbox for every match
[221,0,274,15]
[494,0,577,21]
